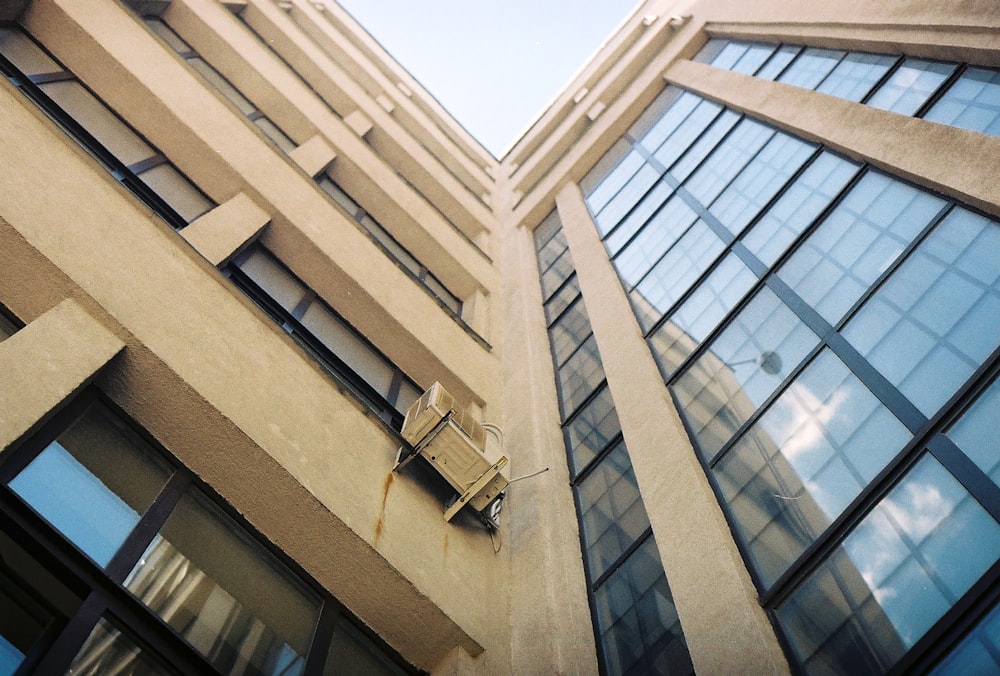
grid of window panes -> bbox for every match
[0,26,214,229]
[533,210,694,676]
[694,39,1000,138]
[317,175,463,316]
[0,390,413,675]
[226,245,422,430]
[144,17,297,153]
[581,82,1000,673]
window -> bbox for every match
[583,83,1000,671]
[0,26,213,228]
[316,175,463,316]
[695,39,1000,140]
[533,211,694,676]
[226,245,422,429]
[0,391,414,674]
[144,17,296,153]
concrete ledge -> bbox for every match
[288,133,337,177]
[344,109,374,137]
[0,298,125,452]
[182,192,271,267]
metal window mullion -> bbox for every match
[809,49,852,93]
[589,526,655,591]
[570,431,627,485]
[914,62,969,120]
[858,54,906,105]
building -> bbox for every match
[0,0,998,673]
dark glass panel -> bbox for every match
[564,386,621,477]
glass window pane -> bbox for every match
[778,171,945,325]
[145,17,193,53]
[137,163,214,224]
[69,616,174,675]
[684,117,775,207]
[778,48,846,90]
[9,403,172,567]
[628,221,725,332]
[549,296,593,366]
[668,109,741,182]
[0,28,61,76]
[594,162,661,236]
[540,247,575,301]
[731,43,779,76]
[188,57,256,115]
[125,492,320,676]
[564,385,621,477]
[38,80,155,167]
[254,117,296,153]
[318,176,363,218]
[587,150,647,218]
[237,248,308,312]
[776,455,1000,672]
[593,537,693,676]
[651,99,725,174]
[756,45,800,81]
[613,196,698,289]
[558,334,606,419]
[924,67,1000,137]
[867,58,957,116]
[301,303,395,397]
[324,618,406,675]
[843,207,1000,416]
[932,599,1000,674]
[709,131,816,237]
[815,52,896,102]
[0,526,83,675]
[637,91,701,155]
[647,253,757,380]
[714,350,911,587]
[742,151,861,267]
[699,39,746,69]
[577,442,650,578]
[0,313,16,340]
[671,287,820,460]
[946,376,1000,486]
[602,181,672,257]
[543,274,580,325]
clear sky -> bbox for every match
[337,0,641,158]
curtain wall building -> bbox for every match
[0,0,999,673]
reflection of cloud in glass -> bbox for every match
[885,480,952,541]
[772,385,847,464]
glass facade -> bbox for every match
[533,210,694,675]
[0,27,214,229]
[0,392,412,675]
[582,82,1000,672]
[695,39,1000,138]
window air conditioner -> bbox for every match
[394,382,508,525]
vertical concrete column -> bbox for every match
[555,182,789,675]
[0,299,125,452]
[501,214,598,675]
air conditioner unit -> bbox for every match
[394,382,508,524]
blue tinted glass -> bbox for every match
[932,600,1000,674]
[577,441,651,578]
[593,537,693,676]
[816,52,896,102]
[588,150,646,216]
[867,58,957,116]
[731,43,778,75]
[779,48,845,90]
[710,131,816,237]
[684,118,775,206]
[705,40,749,69]
[596,162,661,236]
[629,221,725,332]
[9,405,171,567]
[843,207,1000,416]
[647,253,757,379]
[756,45,800,80]
[778,171,945,325]
[742,151,861,266]
[603,181,673,256]
[776,455,1000,672]
[946,376,1000,487]
[715,349,911,587]
[669,109,741,181]
[651,98,724,171]
[924,67,1000,137]
[613,196,698,289]
[638,91,702,155]
[565,385,621,477]
[671,286,821,460]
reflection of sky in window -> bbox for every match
[842,457,1000,648]
[0,636,23,674]
[9,442,139,567]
